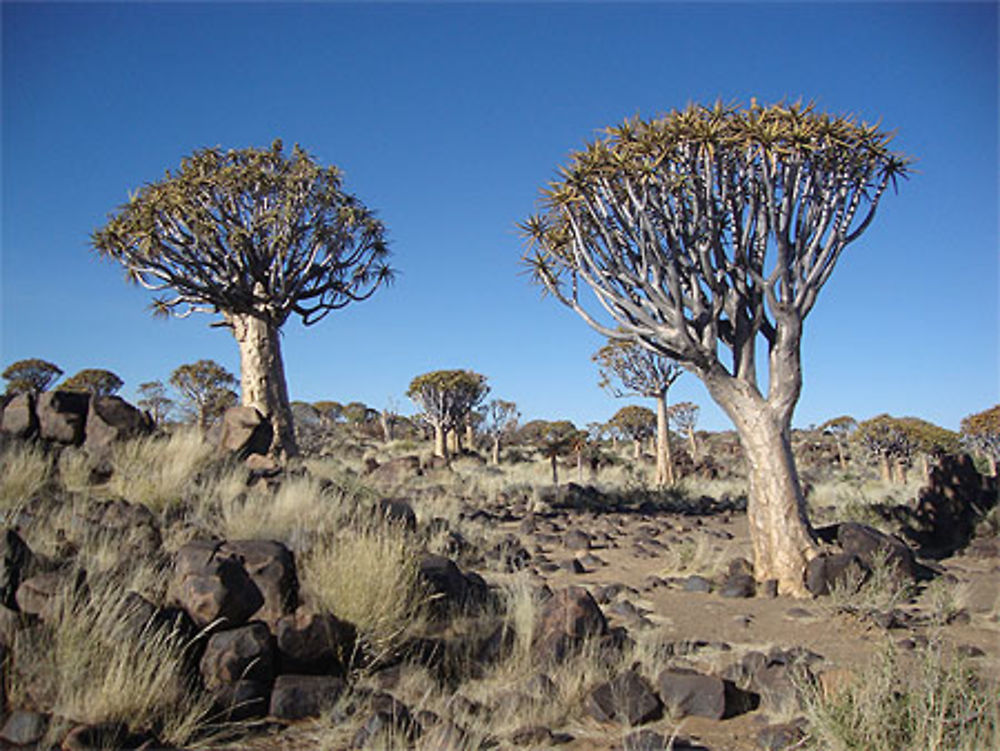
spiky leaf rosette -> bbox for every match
[93,140,392,326]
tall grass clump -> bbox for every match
[107,428,214,513]
[801,641,998,750]
[56,447,94,495]
[0,440,51,512]
[824,546,916,616]
[9,572,213,746]
[300,517,429,664]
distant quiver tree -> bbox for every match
[170,360,238,432]
[961,405,1000,477]
[3,359,63,397]
[61,368,124,397]
[92,140,393,458]
[407,370,489,460]
[594,337,682,486]
[522,101,910,595]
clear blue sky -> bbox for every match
[2,2,997,433]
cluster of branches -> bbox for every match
[406,370,490,459]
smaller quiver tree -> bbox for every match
[819,415,858,470]
[669,401,701,462]
[3,359,63,397]
[137,380,174,425]
[961,405,1000,477]
[594,337,682,486]
[609,405,656,461]
[483,399,520,465]
[170,360,238,432]
[407,370,489,460]
[61,369,124,397]
[92,140,393,459]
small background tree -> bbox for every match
[92,140,393,458]
[669,402,700,462]
[170,360,238,432]
[136,381,174,425]
[961,405,1000,476]
[819,416,858,471]
[594,337,682,486]
[406,370,489,460]
[608,405,656,461]
[61,368,124,397]
[517,419,581,485]
[3,358,63,397]
[483,399,520,465]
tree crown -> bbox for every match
[92,140,393,327]
[61,368,124,396]
[3,358,63,396]
[593,336,682,398]
[608,404,656,440]
[407,370,489,428]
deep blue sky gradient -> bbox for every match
[3,2,997,431]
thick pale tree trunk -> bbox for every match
[229,312,298,459]
[654,393,675,487]
[491,437,501,466]
[701,360,818,597]
[878,454,892,483]
[632,439,642,460]
[687,428,698,462]
[465,422,475,452]
[433,423,448,459]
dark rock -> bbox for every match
[418,555,488,617]
[719,573,756,598]
[269,674,346,720]
[218,406,273,459]
[376,498,418,531]
[532,586,607,663]
[199,621,274,689]
[564,529,592,550]
[623,729,666,751]
[351,694,419,748]
[484,535,532,572]
[805,552,865,596]
[210,679,270,721]
[656,668,726,720]
[37,391,89,444]
[218,539,297,625]
[15,570,81,621]
[0,528,34,610]
[276,608,356,674]
[168,541,264,628]
[913,454,997,556]
[510,725,553,745]
[762,579,779,598]
[0,710,48,746]
[585,669,661,726]
[560,557,586,574]
[1,393,38,438]
[838,522,917,580]
[367,456,423,486]
[755,720,807,750]
[957,644,986,658]
[683,575,713,593]
[83,396,153,460]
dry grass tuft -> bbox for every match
[0,440,52,511]
[107,429,215,513]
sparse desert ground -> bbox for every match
[1,421,997,751]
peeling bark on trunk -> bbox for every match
[655,393,675,487]
[229,312,298,459]
[702,365,818,597]
[433,423,448,460]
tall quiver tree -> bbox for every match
[522,101,910,595]
[594,337,682,486]
[61,369,124,397]
[407,370,489,460]
[483,399,520,465]
[92,140,392,459]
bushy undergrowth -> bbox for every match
[801,641,998,750]
[10,570,213,747]
[107,429,215,513]
[823,547,917,616]
[0,440,51,511]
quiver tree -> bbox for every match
[92,140,393,459]
[961,405,1000,476]
[522,101,910,595]
[170,360,238,432]
[669,401,700,461]
[483,399,520,465]
[518,419,582,485]
[61,369,124,397]
[406,370,489,460]
[594,337,682,486]
[136,380,174,425]
[855,415,914,483]
[819,415,857,470]
[608,405,656,460]
[3,359,63,397]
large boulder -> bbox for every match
[585,669,662,725]
[532,586,608,663]
[83,395,153,460]
[837,522,917,580]
[912,454,997,555]
[656,668,747,721]
[218,406,273,459]
[0,394,38,439]
[199,621,275,690]
[168,540,264,628]
[276,608,356,675]
[37,391,90,445]
[0,529,34,610]
[218,539,298,625]
[418,555,489,618]
[269,674,346,720]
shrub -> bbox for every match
[801,641,998,750]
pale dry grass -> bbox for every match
[299,517,429,664]
[823,546,917,616]
[107,428,215,513]
[800,640,999,750]
[10,569,213,747]
[0,440,51,511]
[56,446,94,495]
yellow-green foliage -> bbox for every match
[0,440,51,510]
[801,641,998,750]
